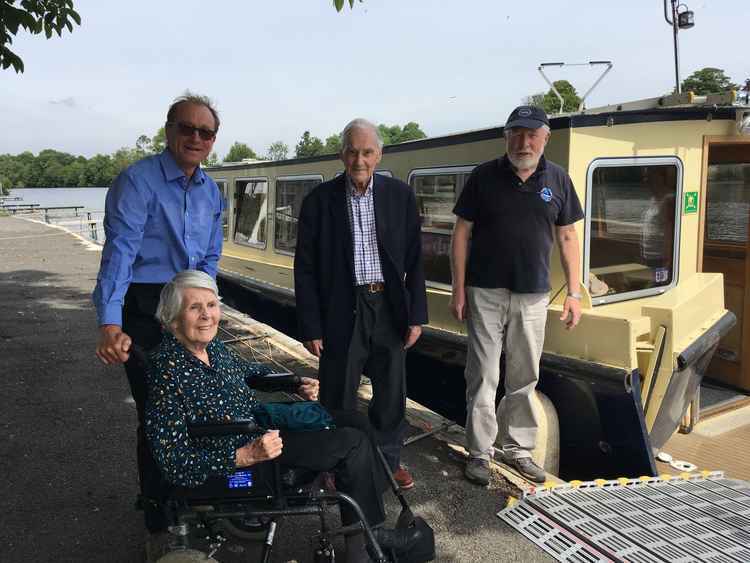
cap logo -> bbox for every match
[519,108,532,117]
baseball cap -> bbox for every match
[505,105,549,130]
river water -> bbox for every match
[9,187,108,241]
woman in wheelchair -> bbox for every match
[144,270,422,562]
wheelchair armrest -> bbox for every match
[187,419,260,438]
[245,372,302,392]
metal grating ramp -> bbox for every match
[498,472,750,563]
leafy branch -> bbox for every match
[333,0,362,12]
[1,0,81,73]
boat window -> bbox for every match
[215,179,229,240]
[234,178,268,249]
[408,166,475,287]
[585,157,682,305]
[275,175,322,255]
[705,161,750,244]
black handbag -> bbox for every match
[394,516,435,563]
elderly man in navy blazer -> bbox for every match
[294,118,428,489]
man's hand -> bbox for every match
[404,325,422,349]
[298,377,320,401]
[236,430,283,467]
[303,339,323,358]
[560,296,582,330]
[96,325,132,365]
[449,290,468,321]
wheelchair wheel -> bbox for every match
[218,516,271,541]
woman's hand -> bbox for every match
[235,430,283,467]
[298,377,319,401]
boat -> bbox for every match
[206,90,750,479]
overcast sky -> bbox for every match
[2,0,748,159]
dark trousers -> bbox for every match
[320,289,407,472]
[121,283,166,532]
[278,410,387,527]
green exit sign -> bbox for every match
[684,191,698,214]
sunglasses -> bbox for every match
[167,121,217,141]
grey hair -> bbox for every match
[155,270,220,327]
[504,123,551,137]
[341,118,384,152]
[166,91,221,131]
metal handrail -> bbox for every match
[538,61,614,114]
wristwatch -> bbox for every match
[567,292,582,300]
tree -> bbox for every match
[224,142,258,162]
[135,134,152,155]
[151,127,166,153]
[111,147,141,175]
[333,0,362,11]
[295,131,324,158]
[1,0,81,73]
[681,67,739,95]
[377,122,427,145]
[202,152,218,167]
[526,80,581,114]
[324,134,342,154]
[266,141,289,161]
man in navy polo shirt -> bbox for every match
[450,105,583,485]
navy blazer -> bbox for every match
[294,173,428,359]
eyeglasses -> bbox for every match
[167,121,217,141]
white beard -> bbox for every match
[507,153,540,171]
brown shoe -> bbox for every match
[393,465,415,490]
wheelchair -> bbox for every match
[144,373,396,563]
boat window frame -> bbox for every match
[233,176,270,250]
[407,165,477,290]
[273,174,324,257]
[214,178,230,241]
[583,156,684,306]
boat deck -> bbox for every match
[659,406,750,480]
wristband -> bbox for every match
[567,292,582,300]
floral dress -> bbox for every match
[145,331,274,488]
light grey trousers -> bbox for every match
[464,287,549,461]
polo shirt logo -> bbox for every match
[540,187,553,202]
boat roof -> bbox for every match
[205,91,749,171]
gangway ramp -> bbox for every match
[499,472,750,562]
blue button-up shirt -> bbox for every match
[92,150,224,326]
[346,174,384,285]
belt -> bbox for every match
[356,282,385,293]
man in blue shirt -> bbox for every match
[92,92,224,532]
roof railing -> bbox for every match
[538,61,614,114]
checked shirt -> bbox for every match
[346,175,385,285]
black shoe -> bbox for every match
[372,525,422,553]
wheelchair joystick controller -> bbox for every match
[314,536,335,563]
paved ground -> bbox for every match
[0,216,552,563]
